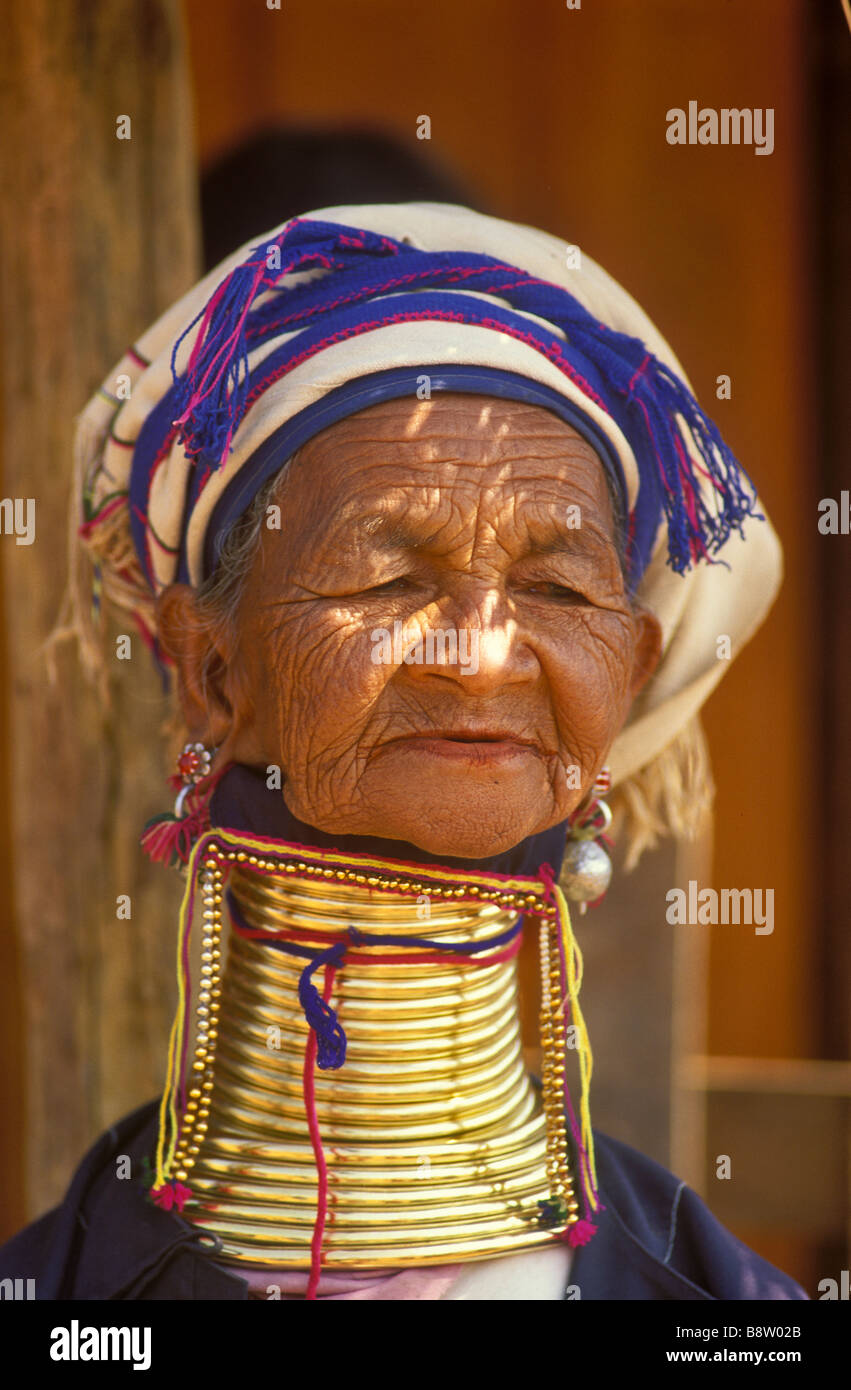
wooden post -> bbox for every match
[0,0,200,1226]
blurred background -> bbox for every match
[0,0,848,1294]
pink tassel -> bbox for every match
[565,1219,598,1248]
[150,1181,193,1213]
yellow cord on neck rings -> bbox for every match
[154,831,213,1189]
[553,880,600,1209]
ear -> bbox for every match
[155,584,250,763]
[629,603,663,698]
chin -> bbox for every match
[374,802,539,860]
[355,761,557,859]
[407,828,527,859]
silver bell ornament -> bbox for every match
[560,792,613,912]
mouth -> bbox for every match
[384,729,540,766]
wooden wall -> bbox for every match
[0,0,200,1231]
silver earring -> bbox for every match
[561,768,613,913]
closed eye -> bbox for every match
[520,581,587,603]
[360,576,411,595]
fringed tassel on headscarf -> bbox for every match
[490,267,762,574]
[169,220,400,467]
[611,716,715,871]
[46,346,162,702]
[624,362,759,575]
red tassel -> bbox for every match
[140,768,226,868]
[140,808,208,867]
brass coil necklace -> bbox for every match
[151,831,600,1286]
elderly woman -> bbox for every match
[1,204,805,1301]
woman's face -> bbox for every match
[159,393,662,858]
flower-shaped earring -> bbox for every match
[177,742,213,784]
[174,742,216,816]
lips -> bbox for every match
[382,729,540,767]
[398,729,537,747]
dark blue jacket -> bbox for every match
[0,1101,808,1300]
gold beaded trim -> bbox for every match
[172,857,224,1181]
[538,918,580,1228]
[197,843,555,915]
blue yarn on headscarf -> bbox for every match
[131,216,762,589]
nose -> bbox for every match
[399,586,538,694]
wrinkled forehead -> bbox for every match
[270,392,625,562]
[298,392,612,470]
[201,370,630,583]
